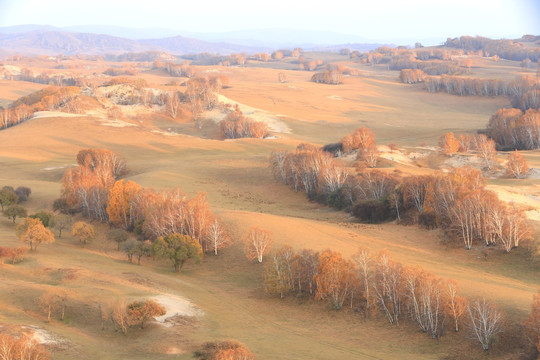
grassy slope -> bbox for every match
[0,57,538,359]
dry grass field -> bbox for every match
[0,52,538,359]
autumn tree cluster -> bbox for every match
[60,149,230,260]
[486,108,540,150]
[2,66,82,86]
[194,340,255,360]
[340,127,379,167]
[264,246,505,349]
[0,86,80,130]
[103,66,139,76]
[219,104,268,139]
[439,132,497,168]
[270,144,350,202]
[153,60,196,78]
[399,167,531,252]
[0,245,27,264]
[424,75,510,96]
[399,69,426,84]
[101,299,165,335]
[0,333,50,360]
[0,185,31,210]
[311,66,342,85]
[271,138,531,253]
[445,35,540,62]
[61,148,127,221]
[16,218,55,251]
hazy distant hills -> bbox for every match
[0,25,391,56]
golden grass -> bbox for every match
[0,55,538,359]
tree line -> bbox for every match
[263,245,507,351]
[0,86,80,130]
[486,108,540,150]
[444,35,540,62]
[270,129,532,253]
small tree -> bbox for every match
[506,150,529,178]
[205,219,230,255]
[29,211,54,227]
[244,227,272,263]
[4,205,27,223]
[15,186,31,202]
[72,221,95,245]
[0,246,27,264]
[111,299,132,335]
[108,228,129,250]
[50,214,73,238]
[439,132,460,155]
[194,340,255,360]
[152,233,203,272]
[467,298,505,350]
[16,218,55,251]
[39,292,60,322]
[0,186,18,211]
[53,198,72,214]
[126,300,166,329]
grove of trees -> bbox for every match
[58,148,230,262]
[219,105,268,139]
[263,245,506,349]
[270,133,532,253]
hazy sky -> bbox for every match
[0,0,538,41]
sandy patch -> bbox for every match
[327,95,343,100]
[100,118,138,128]
[151,129,178,136]
[19,326,66,346]
[527,168,540,179]
[0,65,22,76]
[443,154,483,168]
[152,294,202,327]
[216,94,290,134]
[32,111,85,119]
[41,165,70,171]
[166,347,186,354]
[379,151,413,166]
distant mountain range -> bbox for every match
[0,25,395,56]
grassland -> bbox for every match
[0,53,538,359]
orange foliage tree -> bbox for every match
[16,218,55,251]
[314,250,358,310]
[0,334,50,360]
[126,300,166,329]
[439,132,460,155]
[107,180,143,230]
[71,221,95,245]
[195,340,255,360]
[505,150,529,178]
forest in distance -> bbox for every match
[0,22,539,360]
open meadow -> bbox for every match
[0,44,539,360]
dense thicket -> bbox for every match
[219,105,268,139]
[486,108,540,150]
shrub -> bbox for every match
[352,199,394,223]
[327,188,347,210]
